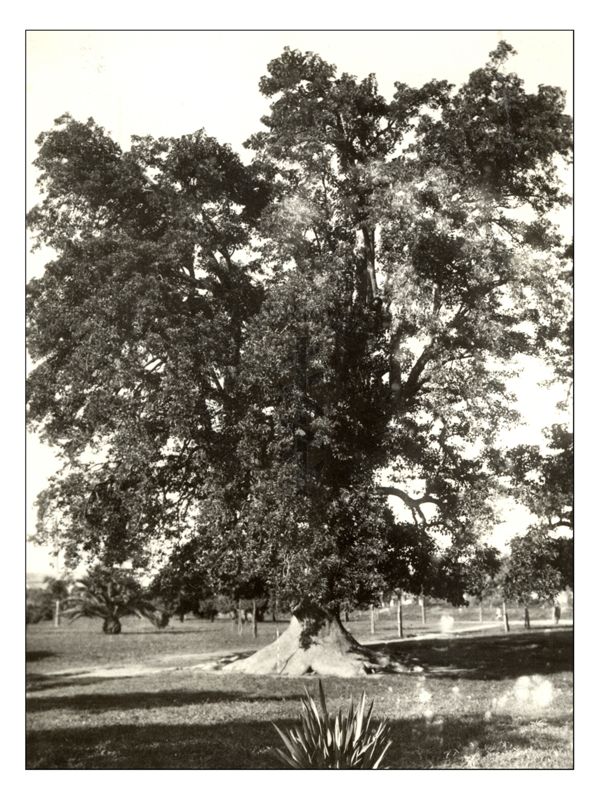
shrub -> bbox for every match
[26,577,72,623]
[26,588,54,623]
[273,681,391,769]
[197,598,218,620]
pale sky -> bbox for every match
[26,30,573,572]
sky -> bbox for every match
[25,30,573,573]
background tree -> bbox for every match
[28,43,572,674]
[502,530,564,629]
[552,535,573,592]
[64,566,168,634]
[503,421,573,614]
[149,540,216,621]
[462,545,502,621]
[26,575,71,624]
[150,536,269,630]
[506,424,573,534]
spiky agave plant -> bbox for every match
[273,681,392,769]
[63,566,169,634]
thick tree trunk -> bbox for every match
[102,616,122,635]
[223,601,413,677]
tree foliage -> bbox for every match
[27,43,572,617]
[26,576,71,624]
[502,530,564,606]
[506,424,573,532]
[63,566,168,633]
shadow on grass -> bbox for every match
[26,651,56,663]
[28,689,304,714]
[26,712,573,769]
[27,674,132,692]
[375,629,573,680]
[118,629,220,636]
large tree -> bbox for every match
[28,42,572,674]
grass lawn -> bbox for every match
[26,610,573,769]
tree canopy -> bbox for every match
[502,530,566,607]
[28,42,572,622]
[506,423,573,533]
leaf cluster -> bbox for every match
[273,680,391,769]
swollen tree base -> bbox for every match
[102,617,122,635]
[222,605,416,677]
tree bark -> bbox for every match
[502,601,510,633]
[223,601,415,677]
[252,599,258,639]
[102,616,122,635]
[523,606,531,630]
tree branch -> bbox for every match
[374,485,442,524]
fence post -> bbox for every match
[237,600,243,636]
[370,603,375,635]
[252,599,258,639]
[396,592,404,638]
[54,599,61,627]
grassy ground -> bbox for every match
[26,602,572,672]
[26,610,573,769]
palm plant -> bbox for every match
[273,681,392,769]
[63,566,169,634]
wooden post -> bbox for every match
[237,601,243,636]
[54,599,61,628]
[479,602,483,623]
[421,595,427,625]
[502,600,510,632]
[370,603,375,635]
[252,599,258,639]
[396,592,404,638]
